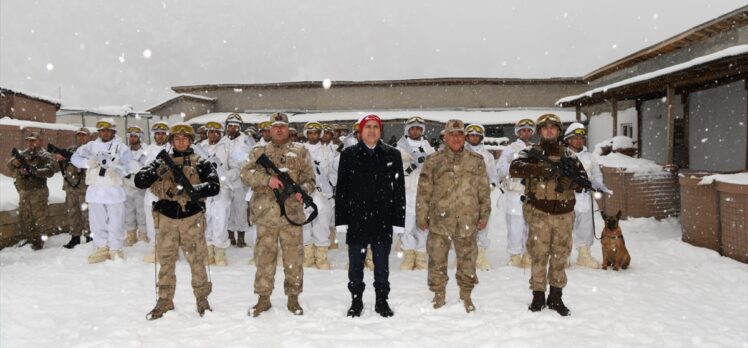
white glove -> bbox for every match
[335,225,348,234]
[393,226,405,235]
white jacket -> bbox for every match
[572,146,610,213]
[303,141,339,198]
[226,133,252,191]
[396,136,435,193]
[71,137,131,204]
[497,139,529,193]
[466,142,499,188]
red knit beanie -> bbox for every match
[358,114,382,133]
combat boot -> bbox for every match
[206,245,216,265]
[399,250,416,271]
[236,231,247,248]
[347,292,363,317]
[143,248,156,263]
[303,244,316,267]
[124,229,137,247]
[146,298,174,320]
[197,297,212,317]
[84,234,93,243]
[415,251,428,270]
[528,291,546,312]
[88,247,110,264]
[287,295,304,315]
[315,246,331,270]
[508,254,523,268]
[521,253,532,268]
[63,235,81,249]
[109,249,124,261]
[460,288,476,313]
[137,229,149,243]
[364,247,374,271]
[250,295,272,317]
[228,231,236,246]
[214,247,228,266]
[476,248,491,271]
[576,246,601,269]
[432,290,446,309]
[546,286,570,316]
[374,292,393,318]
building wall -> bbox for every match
[1,95,58,123]
[640,97,685,164]
[56,114,154,144]
[0,125,77,177]
[177,83,588,117]
[591,26,748,88]
[688,79,747,171]
[150,99,214,120]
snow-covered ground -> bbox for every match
[2,190,746,347]
[0,173,66,211]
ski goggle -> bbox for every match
[170,124,195,135]
[259,121,272,130]
[127,127,143,134]
[536,114,561,126]
[322,125,334,133]
[406,116,425,125]
[465,124,485,135]
[304,122,322,131]
[516,119,535,127]
[96,120,115,130]
[151,123,170,132]
[205,121,223,130]
[568,128,587,137]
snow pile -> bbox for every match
[611,136,635,150]
[596,153,671,178]
[0,173,66,211]
[1,214,746,347]
[698,172,748,185]
[0,117,80,132]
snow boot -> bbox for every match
[228,231,236,246]
[476,248,491,271]
[460,288,476,313]
[315,246,331,270]
[143,248,156,263]
[399,250,416,270]
[137,229,149,243]
[364,247,374,271]
[347,292,364,317]
[84,235,93,243]
[328,228,338,250]
[214,247,228,266]
[576,246,601,269]
[432,290,446,309]
[109,249,124,261]
[521,253,532,268]
[197,297,212,317]
[303,244,316,268]
[415,251,428,270]
[508,254,523,268]
[124,229,137,247]
[528,291,546,312]
[63,235,81,249]
[250,295,272,317]
[236,231,247,248]
[287,295,304,315]
[206,245,216,266]
[374,293,394,318]
[146,298,174,320]
[547,286,570,316]
[88,247,111,264]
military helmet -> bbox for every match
[563,122,587,140]
[225,113,243,127]
[535,113,562,131]
[151,121,170,134]
[514,118,535,136]
[322,124,334,134]
[303,121,322,138]
[258,121,272,131]
[96,118,117,132]
[168,122,195,141]
[404,116,426,135]
[204,121,224,133]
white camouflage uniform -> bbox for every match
[396,135,435,252]
[465,141,499,249]
[302,140,339,247]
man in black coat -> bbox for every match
[335,114,406,318]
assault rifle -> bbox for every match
[525,147,599,193]
[47,143,74,160]
[156,149,201,203]
[11,148,35,177]
[256,153,318,226]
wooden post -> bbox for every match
[575,105,582,122]
[635,99,643,158]
[682,93,690,169]
[745,79,748,170]
[611,99,618,137]
[666,85,676,165]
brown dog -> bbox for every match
[600,210,631,271]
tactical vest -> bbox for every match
[150,153,204,209]
[13,150,51,191]
[524,144,576,202]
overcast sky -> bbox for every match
[1,1,745,110]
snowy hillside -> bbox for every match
[1,193,746,347]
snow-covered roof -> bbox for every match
[698,172,748,185]
[557,44,748,105]
[187,109,585,126]
[147,93,217,113]
[0,116,81,131]
[58,104,149,117]
[0,87,62,107]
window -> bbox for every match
[621,123,633,138]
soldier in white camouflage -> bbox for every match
[416,119,491,313]
[124,126,148,246]
[54,127,93,249]
[7,131,56,250]
[510,113,589,317]
[135,122,220,320]
[241,112,316,317]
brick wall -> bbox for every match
[0,203,69,249]
[601,165,680,219]
[679,174,721,252]
[0,125,77,176]
[716,182,748,263]
[4,94,58,123]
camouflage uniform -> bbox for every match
[416,125,491,306]
[7,146,55,248]
[241,139,315,298]
[60,145,90,237]
[135,144,220,318]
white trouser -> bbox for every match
[504,191,528,255]
[573,210,595,247]
[143,190,158,246]
[88,202,125,250]
[400,213,427,252]
[303,192,333,247]
[476,190,501,249]
[228,185,249,232]
[124,189,146,231]
[205,194,231,248]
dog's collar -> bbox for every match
[603,234,622,240]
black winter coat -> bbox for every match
[335,140,406,246]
